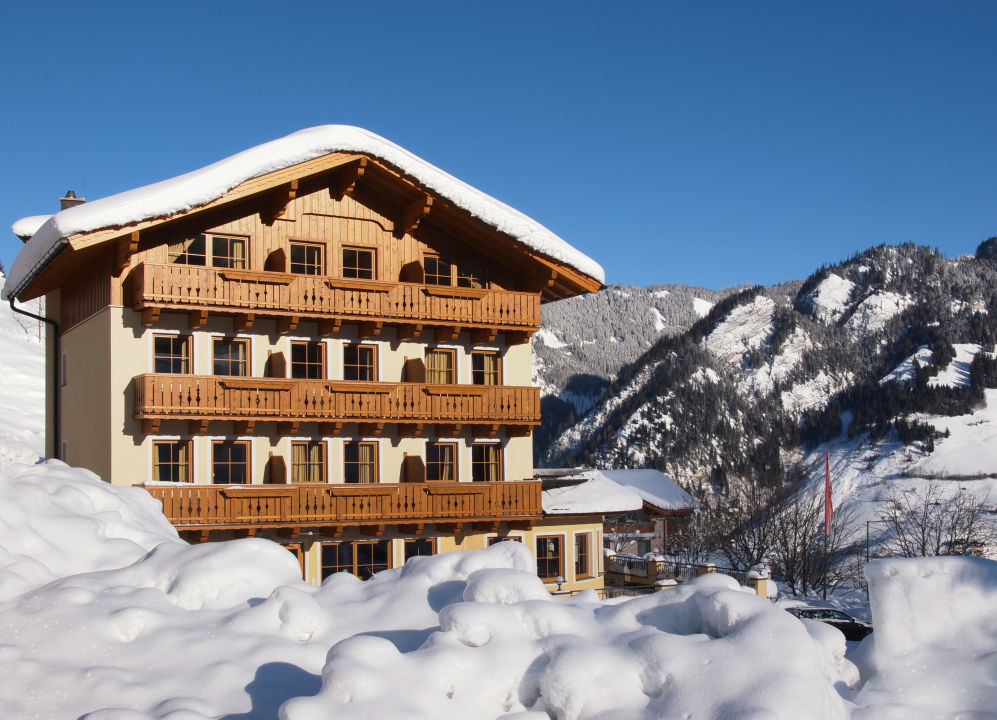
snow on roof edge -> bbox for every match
[4,125,604,299]
[11,215,52,240]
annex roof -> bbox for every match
[598,469,698,513]
[5,126,604,301]
[540,469,644,516]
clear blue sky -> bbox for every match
[2,1,995,290]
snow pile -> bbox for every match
[541,469,643,515]
[854,557,997,719]
[0,282,45,468]
[5,125,604,299]
[0,461,180,601]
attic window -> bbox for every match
[424,255,487,288]
[168,234,246,269]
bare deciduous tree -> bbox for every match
[877,481,995,558]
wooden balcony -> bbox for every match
[133,375,540,432]
[132,262,540,336]
[143,480,542,532]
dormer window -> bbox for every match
[290,241,324,275]
[342,247,375,279]
[424,256,452,285]
[424,255,486,288]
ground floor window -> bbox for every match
[488,535,522,546]
[153,440,191,483]
[321,540,390,580]
[575,533,591,579]
[536,536,563,581]
[212,440,250,484]
[403,538,437,562]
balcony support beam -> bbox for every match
[358,320,383,338]
[396,323,423,341]
[329,157,368,200]
[277,316,300,334]
[398,423,424,438]
[359,422,384,437]
[318,318,342,336]
[505,331,532,346]
[188,310,208,329]
[435,326,461,343]
[142,419,161,435]
[233,420,256,435]
[320,421,343,436]
[435,423,462,437]
[233,313,255,332]
[189,419,209,434]
[397,194,432,237]
[115,231,140,276]
[261,179,298,226]
[400,522,426,536]
[472,424,500,438]
[471,327,497,345]
[142,307,161,327]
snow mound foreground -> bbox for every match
[1,463,994,719]
[0,461,180,601]
[854,557,997,720]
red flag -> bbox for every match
[824,449,833,534]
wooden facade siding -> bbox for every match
[133,374,541,426]
[143,480,542,530]
[132,263,540,331]
[60,247,113,330]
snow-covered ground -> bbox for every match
[1,297,995,719]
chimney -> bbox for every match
[60,190,86,211]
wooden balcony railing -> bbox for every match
[142,480,542,530]
[132,262,540,332]
[133,375,540,428]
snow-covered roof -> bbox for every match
[598,469,698,511]
[541,469,644,515]
[10,215,52,241]
[4,125,604,299]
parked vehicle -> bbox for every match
[787,607,873,641]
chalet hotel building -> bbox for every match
[6,126,606,590]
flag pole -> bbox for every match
[823,449,832,599]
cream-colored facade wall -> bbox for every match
[60,306,112,481]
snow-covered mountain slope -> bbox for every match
[0,286,45,470]
[542,243,997,493]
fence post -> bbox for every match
[747,565,770,599]
[697,563,717,576]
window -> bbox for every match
[471,443,502,482]
[211,235,246,269]
[343,344,377,381]
[536,536,563,581]
[426,442,456,481]
[487,535,522,546]
[575,533,590,578]
[424,255,487,288]
[321,540,390,580]
[213,338,249,376]
[425,348,455,384]
[290,242,324,275]
[343,441,378,484]
[212,440,250,484]
[169,234,246,268]
[168,235,206,266]
[403,538,436,562]
[342,247,375,280]
[154,335,191,374]
[471,351,500,385]
[291,341,325,379]
[424,256,451,285]
[291,441,325,483]
[153,440,191,483]
[456,260,486,289]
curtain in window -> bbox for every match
[438,444,453,481]
[426,351,451,384]
[292,443,323,482]
[481,353,497,385]
[357,442,374,484]
[481,444,499,482]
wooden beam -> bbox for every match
[505,331,531,346]
[189,419,209,434]
[260,179,298,226]
[435,423,462,437]
[470,327,497,345]
[233,420,256,435]
[474,520,502,533]
[359,422,384,437]
[395,323,423,341]
[437,521,467,536]
[141,419,161,435]
[141,307,161,327]
[277,316,300,334]
[320,421,343,436]
[398,423,424,438]
[279,420,301,436]
[434,326,460,343]
[329,526,343,538]
[507,520,534,531]
[506,425,532,438]
[399,523,426,536]
[472,424,500,438]
[318,318,342,336]
[199,529,210,543]
[329,157,368,199]
[115,231,140,276]
[357,523,386,537]
[233,313,255,332]
[396,194,432,237]
[358,320,382,338]
[245,528,257,538]
[188,310,208,329]
[527,269,558,293]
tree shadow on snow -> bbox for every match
[219,662,322,720]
